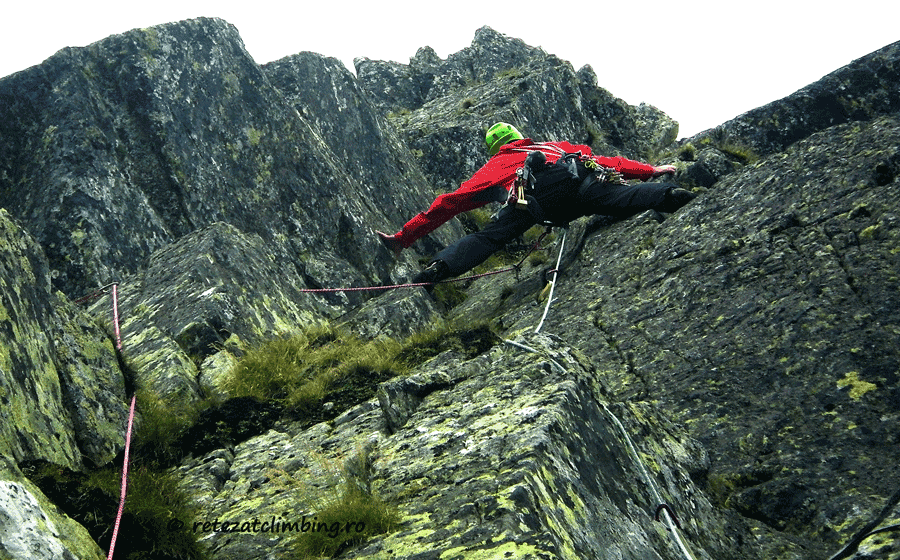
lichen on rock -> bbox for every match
[0,16,898,560]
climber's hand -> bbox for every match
[652,165,677,177]
[376,230,403,255]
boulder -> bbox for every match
[0,457,104,560]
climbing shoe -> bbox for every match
[376,230,403,255]
[412,260,450,287]
[655,188,697,213]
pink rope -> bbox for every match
[107,393,136,560]
[299,266,514,293]
[302,231,551,294]
[75,282,130,559]
[73,283,123,350]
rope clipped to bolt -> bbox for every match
[75,282,132,560]
[74,282,122,350]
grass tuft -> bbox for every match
[133,388,211,468]
[395,321,498,368]
[222,324,401,414]
[21,460,208,560]
[293,444,401,559]
[221,321,497,427]
[294,483,401,559]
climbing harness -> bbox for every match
[508,144,624,229]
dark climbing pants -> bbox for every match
[434,180,675,277]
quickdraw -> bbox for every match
[583,158,626,185]
[655,503,683,529]
[512,167,530,210]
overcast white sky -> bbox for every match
[1,1,897,138]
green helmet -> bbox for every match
[485,122,523,155]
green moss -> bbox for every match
[223,72,241,96]
[246,127,264,146]
[528,251,548,267]
[859,224,881,240]
[636,235,655,256]
[140,27,161,52]
[494,68,525,80]
[432,282,468,310]
[41,125,58,149]
[465,207,495,231]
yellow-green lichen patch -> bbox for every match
[836,371,877,400]
[439,540,543,560]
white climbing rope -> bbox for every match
[600,402,699,560]
[505,224,698,559]
[501,337,698,560]
[534,227,567,334]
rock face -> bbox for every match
[0,18,441,301]
[454,115,900,558]
[689,40,900,157]
[356,27,677,196]
[1,17,898,560]
[177,333,763,560]
[0,210,122,560]
[0,209,127,472]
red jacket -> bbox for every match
[396,138,657,247]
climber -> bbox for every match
[376,122,696,285]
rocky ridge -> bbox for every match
[0,17,898,560]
